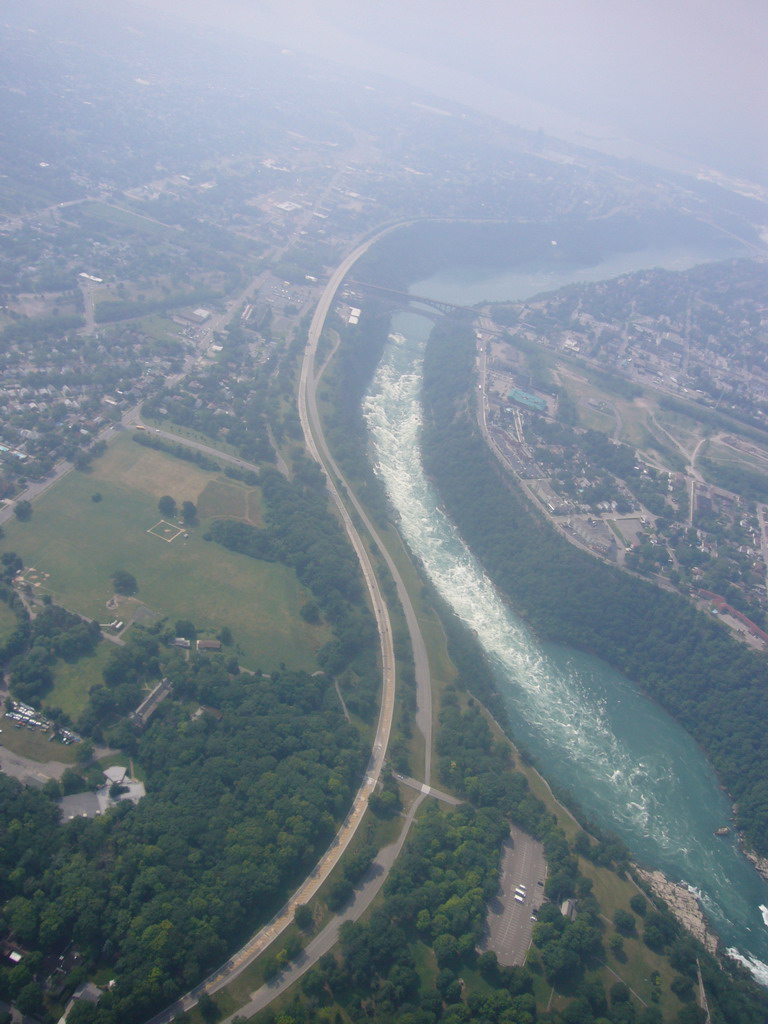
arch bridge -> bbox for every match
[346,280,479,318]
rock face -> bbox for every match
[743,848,768,884]
[634,867,719,955]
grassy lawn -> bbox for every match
[141,415,243,458]
[555,366,655,451]
[0,721,77,764]
[579,861,678,1012]
[579,404,617,434]
[46,643,115,720]
[0,600,19,646]
[197,479,262,525]
[653,407,702,449]
[74,200,181,241]
[613,400,647,450]
[134,314,188,344]
[706,437,768,474]
[1,435,329,674]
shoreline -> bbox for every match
[634,867,719,955]
[742,846,768,885]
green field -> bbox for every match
[0,600,19,646]
[73,200,182,241]
[706,437,768,475]
[2,435,329,676]
[47,644,116,720]
[0,722,77,765]
[136,314,188,343]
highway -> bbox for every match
[146,224,438,1024]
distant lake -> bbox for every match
[411,239,744,306]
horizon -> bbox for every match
[120,0,768,186]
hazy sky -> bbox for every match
[132,0,767,183]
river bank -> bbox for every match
[743,847,768,885]
[634,867,719,955]
[364,301,768,979]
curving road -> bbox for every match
[146,224,437,1024]
[298,230,434,785]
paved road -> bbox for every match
[299,228,434,783]
[2,213,473,1024]
[0,745,69,787]
[220,790,429,1022]
[0,456,75,526]
[146,221,438,1024]
[482,824,547,967]
[394,773,463,806]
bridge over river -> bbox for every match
[347,280,479,317]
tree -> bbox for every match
[159,495,177,518]
[111,570,137,596]
[611,981,631,1004]
[300,600,320,624]
[14,500,32,521]
[175,619,197,641]
[1,551,22,580]
[326,878,353,911]
[294,904,313,931]
[76,739,95,766]
[197,992,220,1023]
[181,500,197,525]
[91,492,102,503]
[614,908,636,937]
[629,893,647,916]
[477,950,501,984]
[15,981,44,1016]
[671,975,695,1001]
[433,933,458,966]
[67,1002,101,1024]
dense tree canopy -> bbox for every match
[0,660,366,1023]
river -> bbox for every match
[361,242,768,983]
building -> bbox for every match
[508,387,547,413]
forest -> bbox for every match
[0,659,367,1023]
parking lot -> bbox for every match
[482,824,547,966]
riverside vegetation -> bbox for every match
[240,299,768,1024]
[1,6,767,1022]
[0,445,381,1022]
[419,318,768,860]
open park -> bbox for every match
[1,435,329,698]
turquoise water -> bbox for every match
[362,247,768,981]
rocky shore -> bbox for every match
[742,847,768,884]
[634,867,719,955]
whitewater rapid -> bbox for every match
[363,311,768,984]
